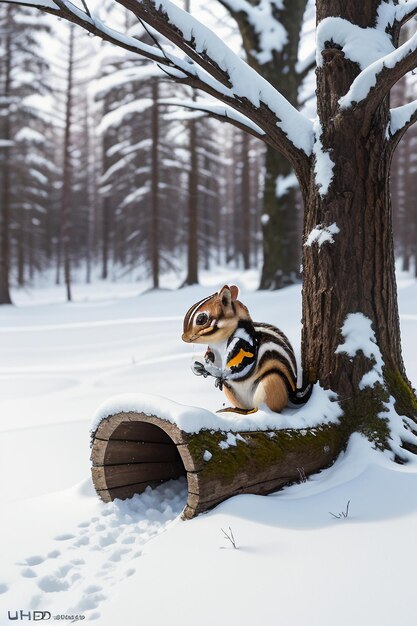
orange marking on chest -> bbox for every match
[227,349,254,369]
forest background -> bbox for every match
[1,0,415,305]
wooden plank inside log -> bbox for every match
[100,440,182,465]
[96,460,185,490]
[110,421,173,443]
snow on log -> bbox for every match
[90,393,344,519]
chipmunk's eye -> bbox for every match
[196,312,209,326]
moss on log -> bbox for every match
[90,411,346,519]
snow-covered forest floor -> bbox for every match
[1,268,417,626]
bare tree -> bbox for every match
[6,0,417,463]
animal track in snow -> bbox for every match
[54,533,76,541]
[21,568,37,578]
[12,477,186,619]
[25,555,44,566]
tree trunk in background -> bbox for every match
[241,132,250,271]
[183,94,199,286]
[17,208,24,286]
[101,198,110,280]
[150,79,159,289]
[61,24,74,302]
[0,6,13,305]
[221,0,307,289]
[302,0,416,443]
[183,0,198,284]
[84,96,94,284]
[260,147,299,288]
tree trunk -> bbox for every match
[150,79,160,289]
[239,0,306,290]
[101,198,110,280]
[241,131,250,271]
[84,96,94,285]
[183,95,199,286]
[17,209,24,287]
[61,24,74,302]
[259,147,299,289]
[302,1,417,446]
[0,6,13,305]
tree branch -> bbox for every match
[392,1,417,43]
[339,28,417,114]
[159,97,266,141]
[388,98,417,152]
[0,0,313,178]
[0,0,169,63]
[115,1,313,159]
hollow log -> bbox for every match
[90,407,346,519]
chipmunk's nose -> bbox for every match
[182,333,192,343]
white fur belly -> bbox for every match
[227,378,254,409]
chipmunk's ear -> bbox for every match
[218,285,232,308]
[230,285,239,301]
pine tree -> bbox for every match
[0,5,55,303]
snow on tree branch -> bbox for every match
[0,0,314,170]
[117,0,313,155]
[394,0,417,30]
[97,99,154,134]
[388,99,417,147]
[338,27,417,111]
[0,0,169,62]
[217,0,288,64]
[4,0,58,7]
[159,98,265,139]
[316,17,395,72]
[91,65,162,99]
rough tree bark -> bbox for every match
[301,0,417,445]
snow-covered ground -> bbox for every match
[1,268,417,625]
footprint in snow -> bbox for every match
[24,555,45,566]
[13,477,187,619]
[54,533,75,541]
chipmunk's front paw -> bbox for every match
[191,361,209,377]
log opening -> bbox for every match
[91,415,190,503]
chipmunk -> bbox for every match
[182,284,312,414]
